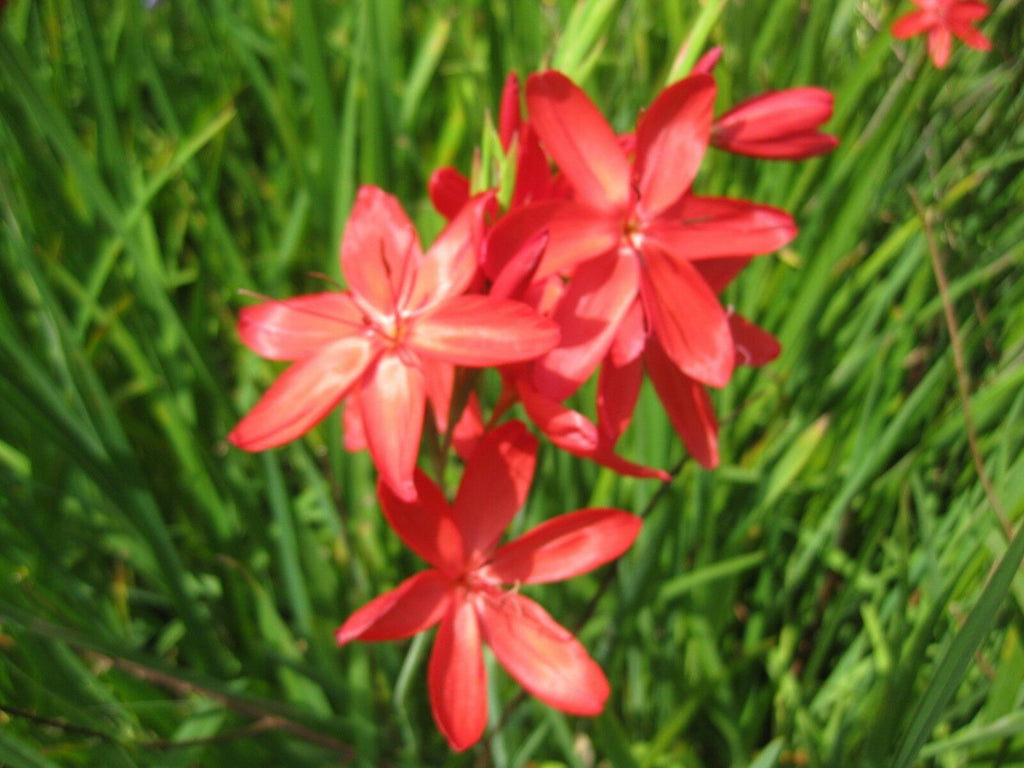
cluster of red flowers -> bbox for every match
[230,52,837,751]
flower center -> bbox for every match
[462,568,502,595]
[624,216,645,252]
[372,312,407,347]
[619,204,649,265]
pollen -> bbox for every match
[623,216,646,254]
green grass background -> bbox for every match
[1,0,1022,765]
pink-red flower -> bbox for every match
[229,186,559,501]
[892,0,991,69]
[471,231,671,480]
[486,71,796,405]
[335,421,641,751]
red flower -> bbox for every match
[486,72,795,404]
[335,422,642,751]
[892,0,991,69]
[470,231,671,480]
[229,186,559,500]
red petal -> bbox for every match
[692,256,752,294]
[360,351,426,501]
[597,350,643,444]
[429,598,488,752]
[617,131,637,157]
[407,193,491,313]
[529,273,567,316]
[229,337,377,451]
[483,201,620,284]
[510,124,553,208]
[526,71,630,211]
[335,569,450,644]
[929,27,953,68]
[646,196,797,259]
[341,186,422,319]
[423,358,455,435]
[949,21,991,50]
[518,384,599,454]
[482,201,557,281]
[948,1,990,23]
[489,229,548,301]
[518,385,669,480]
[379,470,465,574]
[498,71,522,148]
[532,253,639,401]
[591,446,670,481]
[892,10,934,38]
[644,340,719,467]
[633,74,715,217]
[639,245,733,387]
[477,592,609,715]
[720,133,840,160]
[691,46,723,75]
[343,391,367,451]
[607,298,646,367]
[450,391,485,461]
[729,313,781,367]
[536,203,622,280]
[410,295,560,366]
[428,167,471,221]
[452,421,537,567]
[238,293,364,361]
[485,508,641,584]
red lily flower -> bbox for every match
[486,71,796,403]
[474,231,670,480]
[335,422,642,751]
[892,0,991,69]
[229,186,559,501]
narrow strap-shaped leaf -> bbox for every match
[892,519,1024,768]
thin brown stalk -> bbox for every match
[0,611,374,762]
[909,188,1009,537]
[104,655,359,756]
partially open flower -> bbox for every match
[711,88,839,160]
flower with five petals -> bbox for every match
[335,421,642,751]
